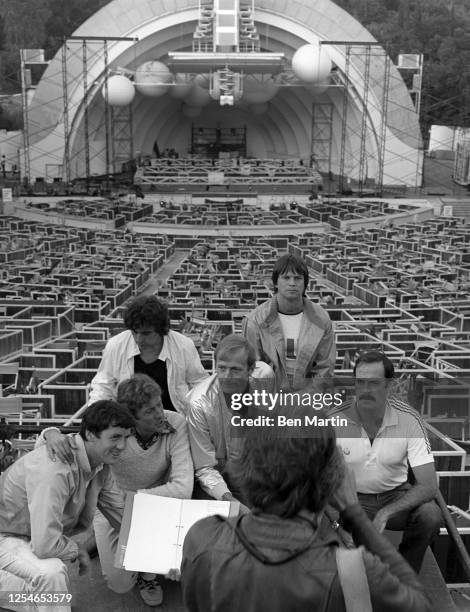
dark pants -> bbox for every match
[358,483,442,573]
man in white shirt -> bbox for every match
[89,295,208,415]
[330,350,441,572]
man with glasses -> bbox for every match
[329,350,441,573]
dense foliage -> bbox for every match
[334,0,470,135]
[0,0,468,133]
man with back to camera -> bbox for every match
[89,295,208,415]
[181,415,432,612]
[186,334,274,510]
[243,253,335,391]
[329,349,441,573]
[0,400,134,612]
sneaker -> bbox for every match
[137,574,163,607]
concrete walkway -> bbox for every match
[140,250,189,296]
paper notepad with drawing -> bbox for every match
[121,493,234,574]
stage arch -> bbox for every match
[24,0,422,187]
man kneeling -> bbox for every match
[0,401,133,612]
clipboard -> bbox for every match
[115,492,239,572]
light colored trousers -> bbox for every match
[0,535,70,612]
[93,510,137,593]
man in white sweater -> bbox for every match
[42,374,193,607]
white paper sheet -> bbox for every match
[122,493,231,574]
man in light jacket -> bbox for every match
[0,401,134,612]
[89,295,208,415]
[243,254,335,391]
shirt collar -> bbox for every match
[129,330,169,361]
[158,334,170,361]
[73,433,103,476]
[350,398,397,432]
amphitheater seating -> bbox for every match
[0,197,468,436]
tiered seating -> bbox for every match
[134,157,322,187]
[145,201,316,226]
[0,198,468,441]
[24,198,153,227]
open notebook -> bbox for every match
[116,492,238,574]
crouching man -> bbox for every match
[0,400,134,612]
[187,334,274,510]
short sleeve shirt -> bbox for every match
[334,397,434,494]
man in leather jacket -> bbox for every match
[181,418,431,612]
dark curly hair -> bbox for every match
[123,295,170,336]
[80,400,134,440]
[271,254,309,296]
[233,416,343,517]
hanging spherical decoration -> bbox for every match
[292,43,331,83]
[134,61,172,97]
[170,74,194,99]
[184,84,212,107]
[102,75,135,106]
[242,75,279,104]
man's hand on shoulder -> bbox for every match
[44,429,75,464]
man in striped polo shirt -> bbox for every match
[331,349,441,573]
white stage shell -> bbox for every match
[21,0,422,187]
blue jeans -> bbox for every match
[358,483,442,573]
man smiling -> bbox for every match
[41,374,193,607]
[0,401,134,612]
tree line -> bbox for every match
[0,0,469,135]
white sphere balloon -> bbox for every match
[102,75,135,106]
[185,84,211,107]
[170,74,193,99]
[134,61,172,97]
[242,75,279,104]
[292,43,331,83]
[182,104,202,118]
